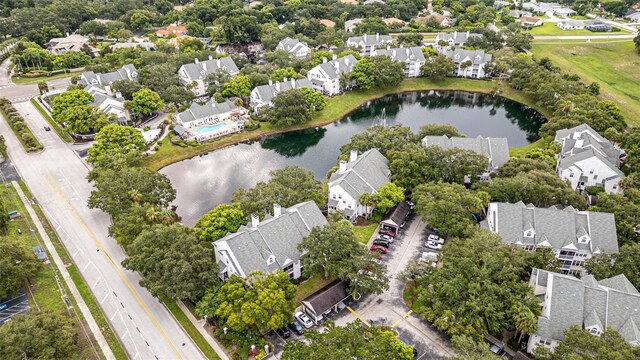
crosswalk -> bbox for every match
[0,84,15,89]
[9,96,31,103]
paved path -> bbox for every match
[0,101,206,360]
[11,181,115,360]
[176,300,231,360]
[333,216,455,359]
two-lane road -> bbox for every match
[0,100,206,360]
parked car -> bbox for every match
[275,326,291,339]
[379,228,395,237]
[425,240,442,251]
[43,126,51,131]
[429,226,439,233]
[373,239,390,248]
[370,245,388,254]
[488,341,505,355]
[288,322,304,335]
[378,234,394,242]
[295,311,313,328]
[428,234,445,244]
[420,251,438,263]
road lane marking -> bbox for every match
[100,292,110,305]
[391,310,413,328]
[110,310,119,321]
[44,173,184,359]
[121,330,129,340]
[347,306,371,327]
[91,276,102,290]
[82,262,91,272]
[64,236,70,243]
[73,248,81,256]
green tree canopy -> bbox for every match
[341,124,415,158]
[374,182,405,214]
[535,325,640,360]
[0,311,78,360]
[51,89,93,119]
[194,203,245,243]
[86,124,147,169]
[282,322,414,360]
[0,238,41,298]
[57,105,113,135]
[352,56,404,90]
[264,88,311,127]
[585,242,640,290]
[128,88,164,116]
[271,67,298,82]
[108,203,177,248]
[111,80,143,100]
[415,124,464,140]
[413,230,540,341]
[122,224,219,301]
[300,87,326,111]
[221,75,252,98]
[421,54,456,81]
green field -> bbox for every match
[532,41,640,124]
[353,222,379,244]
[11,70,80,85]
[528,22,599,36]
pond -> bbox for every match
[161,90,545,226]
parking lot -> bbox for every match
[266,214,455,359]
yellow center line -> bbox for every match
[45,173,183,359]
[391,310,413,328]
[347,306,371,327]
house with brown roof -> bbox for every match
[156,24,188,38]
[319,19,336,28]
[519,16,543,27]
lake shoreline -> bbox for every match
[144,78,549,171]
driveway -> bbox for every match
[332,215,455,358]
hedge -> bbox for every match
[0,98,44,152]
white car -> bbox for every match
[428,234,445,244]
[420,251,438,262]
[378,234,394,243]
[425,240,442,251]
[295,311,314,328]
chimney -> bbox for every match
[392,49,396,58]
[387,45,391,50]
[115,91,122,99]
[291,78,295,87]
[322,57,327,63]
[104,85,112,95]
[339,160,347,173]
[376,33,379,40]
[273,204,281,217]
[332,54,337,61]
[364,34,367,42]
[283,77,288,82]
[454,31,457,39]
[466,30,470,37]
[194,58,199,63]
[400,44,404,48]
[216,59,221,68]
[275,82,280,91]
[350,150,358,162]
[209,55,213,60]
[251,213,259,228]
[335,61,339,72]
[268,79,273,86]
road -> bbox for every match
[333,215,455,359]
[0,58,74,102]
[0,100,206,360]
[586,13,638,33]
[532,34,636,40]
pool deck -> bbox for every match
[188,120,246,142]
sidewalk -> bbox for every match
[12,181,115,360]
[176,300,231,360]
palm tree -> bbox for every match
[359,193,377,220]
[160,210,176,225]
[512,303,538,345]
[460,60,473,78]
[129,189,143,204]
[146,207,160,223]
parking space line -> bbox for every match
[391,310,413,328]
[346,306,370,327]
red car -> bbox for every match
[379,228,395,237]
[370,245,388,254]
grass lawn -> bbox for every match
[294,273,336,303]
[12,70,80,85]
[509,136,553,158]
[353,222,379,244]
[161,298,221,360]
[16,182,128,360]
[403,281,417,309]
[143,78,544,170]
[31,97,73,142]
[528,23,595,36]
[531,41,640,124]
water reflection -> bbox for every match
[161,91,544,225]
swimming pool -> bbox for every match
[192,123,229,135]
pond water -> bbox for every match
[161,90,545,225]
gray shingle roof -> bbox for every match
[312,55,358,80]
[440,47,492,65]
[329,149,390,199]
[80,64,138,86]
[301,280,349,315]
[214,201,327,277]
[374,46,426,63]
[276,37,310,54]
[422,135,509,171]
[485,202,618,255]
[252,78,312,105]
[530,269,640,345]
[176,98,239,124]
[436,31,482,43]
[346,34,393,47]
[557,148,624,180]
[555,124,622,167]
[180,56,239,81]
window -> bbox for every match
[570,173,574,178]
[594,175,598,180]
[338,194,342,199]
[539,338,552,346]
[613,185,618,189]
[590,169,594,174]
[342,200,346,204]
[283,264,294,273]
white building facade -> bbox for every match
[178,56,239,96]
[307,55,358,96]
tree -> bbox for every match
[128,88,164,117]
[37,81,48,95]
[421,55,455,81]
[415,124,464,140]
[450,335,501,360]
[232,166,323,216]
[51,51,92,69]
[351,57,375,90]
[590,189,640,245]
[388,143,432,190]
[111,80,143,100]
[635,33,640,54]
[115,29,133,42]
[88,167,176,217]
[86,124,146,169]
[459,60,473,78]
[51,89,93,119]
[341,125,415,158]
[585,242,640,290]
[412,182,490,238]
[511,302,538,344]
[79,20,108,36]
[397,258,434,285]
[209,270,296,331]
[354,17,389,35]
[396,33,423,47]
[194,203,245,243]
[0,135,6,157]
[0,311,78,360]
[351,56,404,90]
[413,231,540,341]
[602,0,628,17]
[57,105,112,135]
[0,238,41,298]
[282,321,414,360]
[265,89,311,127]
[374,182,405,214]
[359,193,377,219]
[271,67,298,82]
[108,203,176,248]
[122,224,218,301]
[221,75,252,98]
[535,325,640,360]
[300,87,326,111]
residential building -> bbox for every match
[215,42,265,61]
[435,31,481,46]
[555,124,624,194]
[178,56,240,96]
[276,37,311,59]
[328,149,391,221]
[306,55,358,96]
[110,42,155,51]
[625,11,640,22]
[176,98,247,129]
[213,202,327,280]
[482,202,619,274]
[522,2,561,14]
[319,19,336,28]
[156,24,188,38]
[46,34,98,56]
[249,78,313,114]
[422,135,509,176]
[557,20,611,31]
[345,19,363,32]
[84,85,130,124]
[346,33,393,56]
[382,18,406,28]
[553,7,577,16]
[374,46,425,77]
[440,47,492,78]
[510,10,533,18]
[519,16,543,27]
[80,64,138,90]
[493,0,511,9]
[527,268,640,353]
[416,13,453,28]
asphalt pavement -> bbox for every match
[0,101,206,360]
